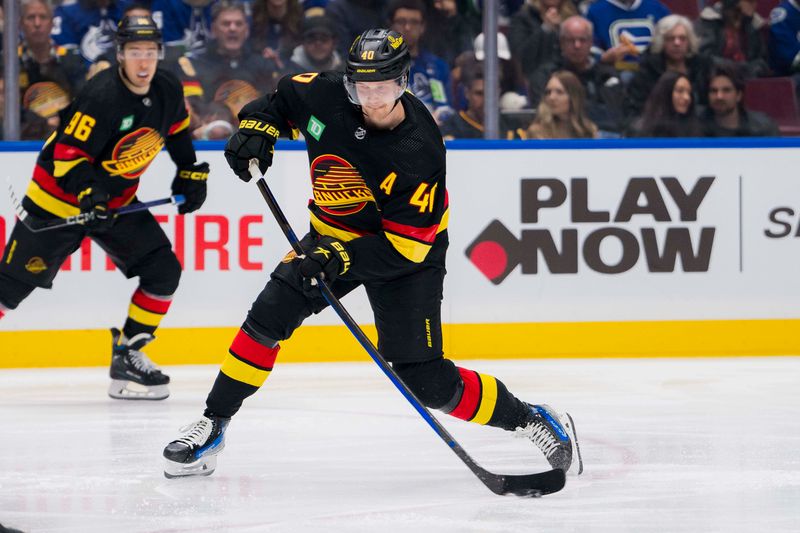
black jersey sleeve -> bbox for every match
[160,70,197,168]
[49,84,116,194]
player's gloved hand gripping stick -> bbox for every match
[248,160,567,497]
[7,179,185,232]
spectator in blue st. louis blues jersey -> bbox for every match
[768,0,800,76]
[586,0,670,74]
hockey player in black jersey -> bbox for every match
[164,29,583,481]
[0,15,209,400]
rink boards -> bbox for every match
[1,139,799,366]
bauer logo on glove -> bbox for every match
[299,236,351,283]
[225,112,279,181]
[238,119,280,139]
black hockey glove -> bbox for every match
[298,236,352,286]
[77,185,113,231]
[224,113,280,182]
[171,162,209,214]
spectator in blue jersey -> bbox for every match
[286,14,344,73]
[52,0,127,64]
[697,0,769,79]
[528,15,625,133]
[326,0,388,57]
[178,1,280,103]
[625,15,710,118]
[701,63,779,136]
[628,70,703,137]
[388,0,453,123]
[423,0,480,68]
[251,0,304,70]
[768,0,800,76]
[586,0,670,74]
[150,0,214,54]
[508,0,578,82]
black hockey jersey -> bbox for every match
[24,67,195,218]
[240,71,449,280]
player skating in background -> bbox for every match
[163,29,582,479]
[0,15,209,400]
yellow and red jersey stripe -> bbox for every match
[26,164,138,218]
[310,211,369,242]
[182,80,203,98]
[168,115,191,136]
[381,206,449,263]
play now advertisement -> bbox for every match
[1,144,799,331]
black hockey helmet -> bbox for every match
[116,15,163,49]
[344,29,410,105]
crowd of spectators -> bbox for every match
[3,0,798,140]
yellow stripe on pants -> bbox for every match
[220,354,270,387]
[127,303,164,327]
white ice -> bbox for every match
[1,357,799,533]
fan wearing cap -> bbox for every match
[161,27,583,482]
[0,15,210,401]
[286,15,344,74]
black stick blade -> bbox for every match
[480,468,566,497]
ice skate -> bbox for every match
[517,404,583,475]
[108,327,170,400]
[163,415,229,478]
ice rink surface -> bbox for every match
[1,357,798,533]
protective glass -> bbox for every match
[343,74,408,106]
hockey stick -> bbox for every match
[249,161,566,497]
[6,179,185,232]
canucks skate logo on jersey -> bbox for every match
[102,128,165,179]
[609,19,657,55]
[310,154,375,215]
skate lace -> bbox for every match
[176,418,213,447]
[516,421,560,458]
[128,349,159,374]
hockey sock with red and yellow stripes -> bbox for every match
[123,287,173,339]
[441,367,533,431]
[204,327,280,418]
